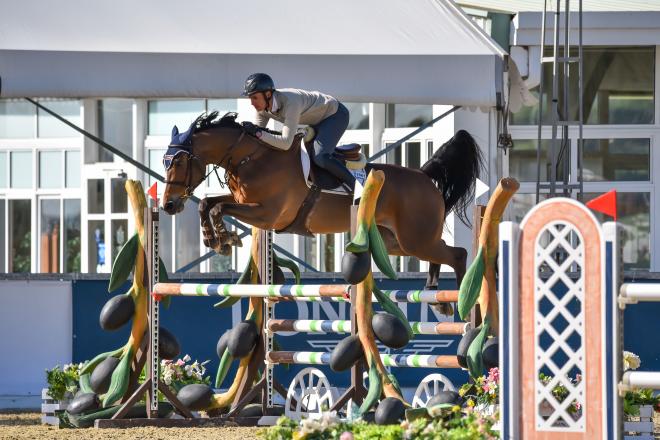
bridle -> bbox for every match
[163,130,247,201]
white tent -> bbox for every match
[0,0,507,106]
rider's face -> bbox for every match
[249,91,271,112]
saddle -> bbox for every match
[302,139,366,192]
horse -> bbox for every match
[161,113,482,289]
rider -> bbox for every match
[241,73,356,191]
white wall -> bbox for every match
[0,281,72,408]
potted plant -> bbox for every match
[622,351,658,438]
[42,363,84,425]
[459,367,500,417]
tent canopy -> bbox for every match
[0,0,506,106]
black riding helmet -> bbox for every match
[242,73,275,96]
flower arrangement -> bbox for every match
[161,354,211,391]
[622,351,660,416]
[459,367,499,408]
[45,363,84,401]
[538,372,582,418]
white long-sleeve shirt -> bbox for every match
[254,88,339,150]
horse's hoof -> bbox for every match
[425,285,438,290]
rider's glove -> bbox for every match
[242,121,262,137]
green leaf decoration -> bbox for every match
[80,346,124,375]
[213,296,240,309]
[79,373,93,394]
[274,254,301,284]
[346,222,370,253]
[458,246,485,320]
[368,223,397,280]
[214,349,234,388]
[387,373,403,397]
[108,234,139,293]
[466,317,490,379]
[236,257,254,284]
[373,286,413,340]
[359,362,383,415]
[102,345,135,407]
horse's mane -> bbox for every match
[192,111,282,136]
[193,111,242,132]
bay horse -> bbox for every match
[161,113,482,289]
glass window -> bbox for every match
[508,193,549,223]
[511,47,655,125]
[0,200,5,272]
[88,179,104,214]
[207,99,239,115]
[302,236,318,272]
[98,99,133,161]
[406,142,421,169]
[148,149,166,187]
[65,151,81,188]
[39,151,63,189]
[427,141,434,160]
[175,203,200,272]
[9,200,31,272]
[111,219,128,267]
[10,151,32,188]
[0,152,7,188]
[509,139,568,182]
[582,138,649,181]
[40,199,60,273]
[148,100,205,136]
[361,144,370,160]
[402,256,420,272]
[345,102,370,130]
[585,192,650,270]
[63,200,81,272]
[88,220,106,273]
[385,142,401,166]
[320,234,335,272]
[111,178,128,213]
[0,99,36,138]
[386,104,432,128]
[37,99,81,138]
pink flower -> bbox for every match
[176,359,185,366]
[487,367,499,383]
[339,432,354,440]
[574,402,581,410]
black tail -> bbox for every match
[421,130,484,226]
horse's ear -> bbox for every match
[172,125,179,137]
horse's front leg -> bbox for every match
[199,195,236,252]
[208,202,268,255]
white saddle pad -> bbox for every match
[299,148,367,195]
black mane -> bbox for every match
[193,111,242,132]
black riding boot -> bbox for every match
[316,153,356,192]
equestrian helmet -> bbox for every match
[242,73,274,96]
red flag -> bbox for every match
[147,182,158,202]
[586,190,617,220]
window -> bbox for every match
[63,200,81,272]
[0,100,36,138]
[406,141,421,169]
[510,47,655,125]
[207,99,239,116]
[302,236,318,272]
[148,100,205,136]
[582,138,649,181]
[97,99,133,162]
[65,151,81,188]
[586,192,650,270]
[37,99,81,138]
[9,200,31,272]
[10,151,32,188]
[87,179,104,214]
[386,104,432,128]
[320,234,335,272]
[88,219,106,273]
[174,203,200,272]
[0,200,5,272]
[39,151,63,189]
[345,103,370,130]
[40,199,60,272]
[0,152,7,188]
[111,219,128,265]
[110,178,128,213]
[148,149,166,187]
[509,140,568,182]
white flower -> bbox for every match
[623,351,641,371]
[182,354,191,362]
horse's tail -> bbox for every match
[421,129,484,226]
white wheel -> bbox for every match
[285,367,335,420]
[412,373,456,408]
